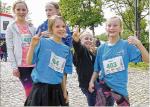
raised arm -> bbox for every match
[128,36,149,63]
[72,25,80,42]
[26,36,40,64]
[72,26,86,56]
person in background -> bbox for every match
[1,41,7,62]
[0,44,3,61]
[72,26,97,106]
[36,1,72,47]
[95,38,101,47]
[88,16,149,106]
[25,15,72,106]
[5,0,36,97]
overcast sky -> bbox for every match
[3,0,115,35]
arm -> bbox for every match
[128,36,149,63]
[61,73,68,103]
[5,26,18,70]
[5,26,20,77]
[72,26,85,55]
[88,72,99,93]
[26,36,40,64]
[72,26,80,42]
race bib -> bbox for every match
[21,34,32,47]
[48,52,66,73]
[103,56,125,75]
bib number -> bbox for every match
[21,34,32,47]
[48,52,66,74]
[103,56,125,75]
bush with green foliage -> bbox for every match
[129,62,149,70]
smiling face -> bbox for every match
[106,17,122,38]
[13,2,28,21]
[80,32,93,49]
[52,19,66,38]
[45,3,59,18]
[48,16,66,39]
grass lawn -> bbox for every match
[129,62,149,70]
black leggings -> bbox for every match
[18,67,33,97]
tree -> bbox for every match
[97,33,107,41]
[104,0,149,36]
[59,0,105,36]
[0,1,11,14]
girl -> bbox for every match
[88,16,149,106]
[72,28,97,106]
[5,0,36,97]
[25,15,72,106]
[36,1,72,47]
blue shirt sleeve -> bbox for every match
[62,26,73,47]
[64,49,73,74]
[127,44,142,63]
[35,20,48,34]
[35,26,41,34]
[32,40,41,64]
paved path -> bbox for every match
[0,62,149,106]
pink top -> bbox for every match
[17,23,34,67]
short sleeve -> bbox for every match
[64,50,73,74]
[127,44,142,63]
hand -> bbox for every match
[63,90,69,103]
[128,36,141,47]
[90,47,97,54]
[13,69,20,77]
[30,36,40,47]
[90,42,96,54]
[41,31,52,37]
[88,81,95,93]
[111,92,122,101]
[72,25,80,42]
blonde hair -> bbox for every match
[12,0,28,13]
[48,15,66,33]
[80,31,93,39]
[106,16,123,36]
[45,1,61,16]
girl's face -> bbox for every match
[14,3,28,20]
[106,18,122,37]
[52,19,66,38]
[45,4,58,18]
[81,35,93,49]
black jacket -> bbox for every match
[73,40,95,89]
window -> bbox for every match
[3,21,9,30]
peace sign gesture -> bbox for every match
[72,25,80,42]
[30,30,41,47]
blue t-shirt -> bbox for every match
[31,38,73,84]
[36,19,73,47]
[94,39,142,96]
